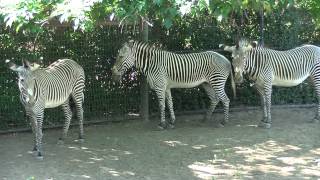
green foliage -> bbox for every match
[0,1,320,131]
[1,0,309,33]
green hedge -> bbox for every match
[0,7,319,130]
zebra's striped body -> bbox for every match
[222,40,320,128]
[112,41,235,129]
[8,59,85,158]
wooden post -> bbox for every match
[259,4,265,45]
[140,21,149,121]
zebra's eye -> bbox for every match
[20,79,24,82]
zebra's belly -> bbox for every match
[272,75,309,87]
[167,79,206,88]
[45,99,67,108]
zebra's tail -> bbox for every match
[230,70,236,99]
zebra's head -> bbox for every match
[112,40,135,81]
[6,59,40,103]
[220,40,257,84]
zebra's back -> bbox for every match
[34,59,85,108]
[158,51,231,88]
[253,46,320,86]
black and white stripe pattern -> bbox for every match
[112,40,235,129]
[7,59,85,159]
[222,39,320,128]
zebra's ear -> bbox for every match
[222,45,235,52]
[6,59,21,72]
[22,59,32,69]
[219,44,225,49]
[30,62,40,71]
[127,39,134,48]
[250,41,258,48]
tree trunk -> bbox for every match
[259,5,265,45]
[140,20,149,122]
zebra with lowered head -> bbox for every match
[112,40,236,129]
[7,59,85,159]
[220,39,320,128]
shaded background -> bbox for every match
[0,6,319,131]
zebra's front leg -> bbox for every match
[28,114,38,152]
[72,91,85,142]
[219,92,230,126]
[201,83,219,122]
[165,89,175,129]
[258,89,272,129]
[155,89,166,130]
[213,87,230,126]
[34,110,44,159]
[58,101,72,144]
[255,85,268,123]
[310,73,320,123]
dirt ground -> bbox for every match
[0,107,320,180]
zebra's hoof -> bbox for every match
[57,139,64,145]
[168,123,175,129]
[220,119,228,126]
[78,138,85,143]
[216,123,225,128]
[36,155,44,160]
[32,146,37,152]
[202,115,210,122]
[258,121,271,129]
[36,152,43,160]
[157,123,167,130]
[309,118,320,123]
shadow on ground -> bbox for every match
[0,107,319,180]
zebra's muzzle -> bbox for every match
[111,66,122,82]
[112,74,121,82]
[235,76,244,85]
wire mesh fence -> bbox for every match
[0,12,319,132]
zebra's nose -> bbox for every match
[235,76,243,85]
[111,74,121,82]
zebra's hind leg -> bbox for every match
[258,93,272,129]
[34,110,44,159]
[202,83,219,122]
[310,72,320,123]
[58,100,73,144]
[155,88,166,130]
[27,113,38,151]
[72,92,84,142]
[218,91,230,126]
[165,89,175,129]
[255,85,269,125]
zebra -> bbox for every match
[7,59,85,159]
[220,39,320,128]
[112,40,236,129]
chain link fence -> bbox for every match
[0,7,319,131]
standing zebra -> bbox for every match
[112,40,236,129]
[220,39,320,128]
[7,59,85,159]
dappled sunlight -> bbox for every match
[70,174,91,179]
[254,163,295,176]
[103,155,119,161]
[89,157,103,161]
[100,166,135,177]
[70,158,82,162]
[162,140,188,147]
[188,139,320,179]
[310,148,320,155]
[188,162,216,180]
[192,145,208,150]
[301,168,320,177]
[277,157,309,165]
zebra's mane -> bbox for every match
[133,40,164,51]
[238,38,262,49]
